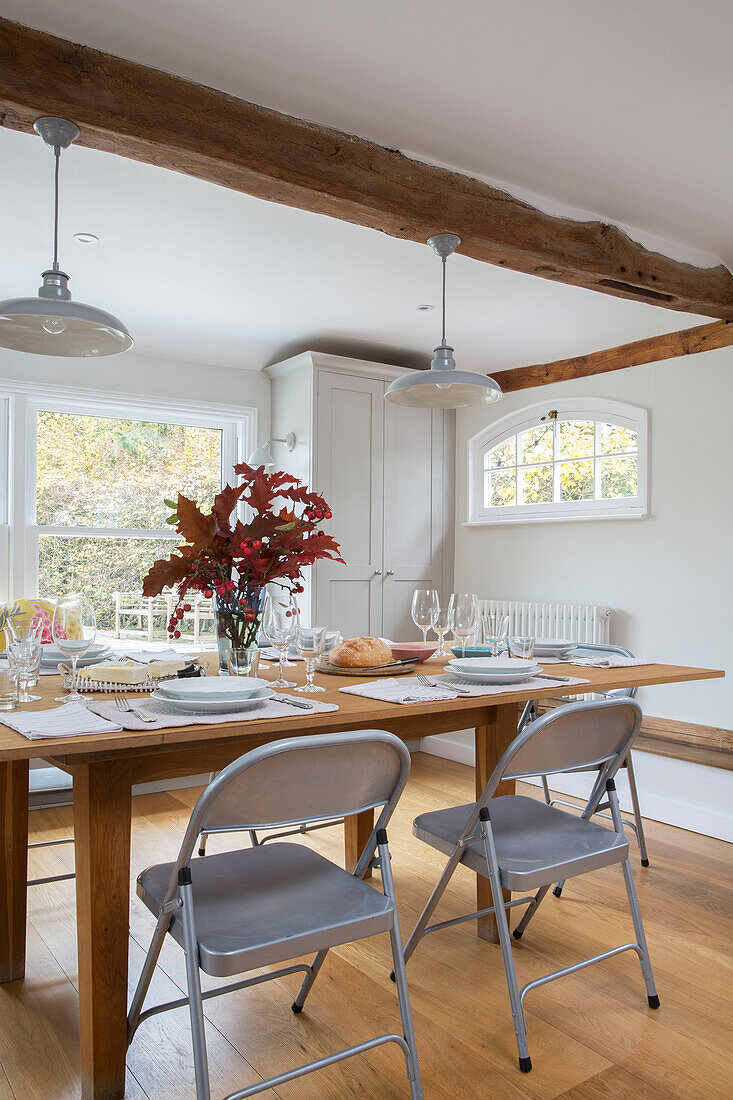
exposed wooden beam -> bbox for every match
[492,319,733,392]
[1,18,733,319]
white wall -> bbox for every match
[0,348,271,433]
[426,346,733,840]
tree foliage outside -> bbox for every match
[36,412,223,634]
[484,419,638,509]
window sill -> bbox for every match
[464,507,648,527]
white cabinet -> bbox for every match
[265,352,454,640]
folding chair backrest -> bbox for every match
[491,697,642,791]
[183,729,410,846]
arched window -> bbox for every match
[467,397,648,524]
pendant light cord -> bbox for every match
[441,255,447,345]
[52,145,61,271]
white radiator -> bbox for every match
[479,600,611,644]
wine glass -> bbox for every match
[411,589,439,644]
[8,638,42,702]
[482,612,510,657]
[432,608,452,658]
[449,592,479,659]
[52,595,97,703]
[262,593,298,689]
[295,623,327,693]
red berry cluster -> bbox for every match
[239,536,263,558]
[304,506,332,522]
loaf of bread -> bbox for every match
[328,637,392,668]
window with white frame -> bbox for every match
[0,384,256,634]
[467,398,648,524]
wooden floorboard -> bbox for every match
[2,752,731,1099]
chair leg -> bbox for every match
[378,832,423,1100]
[402,841,464,967]
[478,809,532,1072]
[606,785,659,1008]
[512,884,551,940]
[179,871,212,1100]
[128,913,169,1041]
[197,832,209,857]
[291,948,329,1013]
[625,754,650,866]
[540,775,551,803]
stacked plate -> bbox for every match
[446,657,541,685]
[41,642,112,669]
[151,675,274,713]
[534,639,578,659]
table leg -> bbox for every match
[475,705,517,943]
[344,808,374,879]
[73,760,132,1100]
[0,760,29,982]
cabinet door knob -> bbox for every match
[373,569,382,576]
[386,569,395,576]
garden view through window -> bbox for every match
[36,411,223,636]
[481,416,640,516]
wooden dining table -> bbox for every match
[0,656,723,1099]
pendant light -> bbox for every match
[385,233,501,408]
[0,117,133,357]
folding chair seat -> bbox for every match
[128,730,422,1100]
[402,698,659,1076]
[137,841,394,977]
[413,795,629,892]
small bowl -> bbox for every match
[390,643,437,663]
[450,645,497,658]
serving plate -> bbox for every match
[315,659,416,677]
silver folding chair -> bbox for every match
[127,730,423,1100]
[401,698,659,1074]
[519,643,650,880]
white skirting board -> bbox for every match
[420,730,733,843]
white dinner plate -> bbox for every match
[150,686,274,714]
[42,642,109,660]
[155,675,270,702]
[446,659,540,685]
[41,649,111,668]
[449,657,538,676]
[534,639,577,656]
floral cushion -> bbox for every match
[0,598,83,651]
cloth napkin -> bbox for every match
[564,656,654,668]
[86,694,338,731]
[339,673,590,705]
[3,701,123,739]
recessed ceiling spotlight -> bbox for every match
[415,303,435,311]
[73,232,99,244]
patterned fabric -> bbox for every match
[0,598,83,651]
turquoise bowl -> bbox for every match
[449,645,501,658]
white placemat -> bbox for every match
[339,673,590,706]
[4,701,123,739]
[544,655,655,668]
[87,694,339,730]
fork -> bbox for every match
[114,693,157,723]
[417,674,471,696]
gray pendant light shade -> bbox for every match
[0,118,133,358]
[384,234,501,409]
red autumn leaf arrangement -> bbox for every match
[142,462,344,648]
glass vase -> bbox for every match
[212,587,265,672]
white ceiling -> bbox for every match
[1,0,727,371]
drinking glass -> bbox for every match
[432,608,452,658]
[262,593,298,688]
[295,623,327,692]
[0,666,18,710]
[481,612,510,657]
[448,592,479,659]
[5,619,43,686]
[225,647,260,677]
[411,589,439,644]
[52,595,97,703]
[9,638,42,702]
[509,636,535,660]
